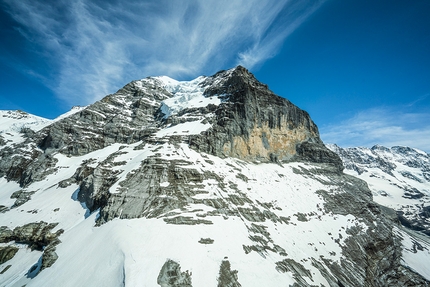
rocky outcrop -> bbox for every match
[10,189,36,207]
[157,260,192,287]
[92,155,214,224]
[0,222,63,274]
[217,260,242,287]
[0,246,18,265]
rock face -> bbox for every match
[0,246,18,265]
[0,66,429,286]
[189,67,341,167]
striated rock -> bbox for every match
[0,246,18,265]
[37,80,170,157]
[95,156,210,223]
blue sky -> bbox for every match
[1,0,429,151]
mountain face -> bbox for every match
[0,66,429,286]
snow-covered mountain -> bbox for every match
[0,107,85,147]
[0,66,429,286]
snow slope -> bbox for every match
[1,142,370,286]
[0,107,86,147]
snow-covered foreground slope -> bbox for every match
[1,66,429,286]
[2,141,424,286]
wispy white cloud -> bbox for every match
[237,1,325,68]
[320,107,430,152]
[3,0,324,107]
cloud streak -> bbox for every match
[3,0,324,107]
[320,107,430,153]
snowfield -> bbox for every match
[0,141,374,286]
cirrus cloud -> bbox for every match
[2,0,325,107]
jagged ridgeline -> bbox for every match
[0,66,429,286]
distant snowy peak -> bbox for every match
[53,106,87,122]
[0,110,51,131]
[0,106,90,147]
[0,110,52,146]
[327,143,430,236]
[327,144,430,180]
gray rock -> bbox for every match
[0,226,13,243]
[198,238,214,244]
[12,221,62,250]
[10,190,36,207]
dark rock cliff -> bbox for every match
[190,67,341,169]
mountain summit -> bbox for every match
[0,66,429,286]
